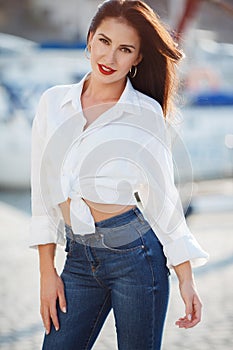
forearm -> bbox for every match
[38,243,57,276]
[173,260,194,285]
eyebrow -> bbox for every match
[98,33,136,49]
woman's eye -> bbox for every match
[121,47,132,53]
[99,38,109,45]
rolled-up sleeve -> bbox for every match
[29,92,65,248]
[137,112,209,269]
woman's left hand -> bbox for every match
[176,280,202,329]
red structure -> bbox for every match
[176,0,202,42]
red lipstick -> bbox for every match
[98,64,116,75]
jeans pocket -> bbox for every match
[101,225,145,253]
[143,229,171,277]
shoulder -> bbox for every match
[133,89,168,143]
[39,83,74,104]
[135,90,164,117]
[33,83,76,136]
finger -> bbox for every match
[49,302,59,331]
[41,305,51,335]
[175,316,186,323]
[175,313,194,328]
[175,316,186,324]
[176,319,191,328]
[175,318,189,327]
[58,285,67,314]
[185,298,193,322]
[183,317,200,328]
[184,295,202,328]
[175,315,188,327]
[176,312,201,328]
[185,312,201,328]
[193,294,202,323]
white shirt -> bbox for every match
[29,72,209,268]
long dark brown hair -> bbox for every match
[87,0,183,118]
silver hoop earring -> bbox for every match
[84,46,90,60]
[129,65,137,78]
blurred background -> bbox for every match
[0,1,232,349]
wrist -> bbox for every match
[40,266,57,277]
[173,260,194,285]
[179,278,195,289]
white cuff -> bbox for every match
[29,216,66,248]
[163,234,209,269]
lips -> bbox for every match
[98,64,116,75]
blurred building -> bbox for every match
[0,0,169,42]
[0,0,233,43]
[29,0,100,42]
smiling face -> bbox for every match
[88,17,142,85]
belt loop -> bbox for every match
[133,207,144,223]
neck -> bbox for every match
[82,73,127,104]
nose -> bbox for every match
[104,48,116,65]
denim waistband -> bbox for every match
[94,206,144,228]
[65,206,150,243]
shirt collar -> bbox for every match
[60,71,90,110]
[60,72,141,116]
[117,76,141,115]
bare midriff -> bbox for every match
[59,197,136,227]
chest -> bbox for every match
[82,102,117,132]
[63,123,147,179]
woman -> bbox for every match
[30,1,209,349]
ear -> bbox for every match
[87,31,94,46]
[134,52,143,66]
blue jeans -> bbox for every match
[42,207,170,350]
